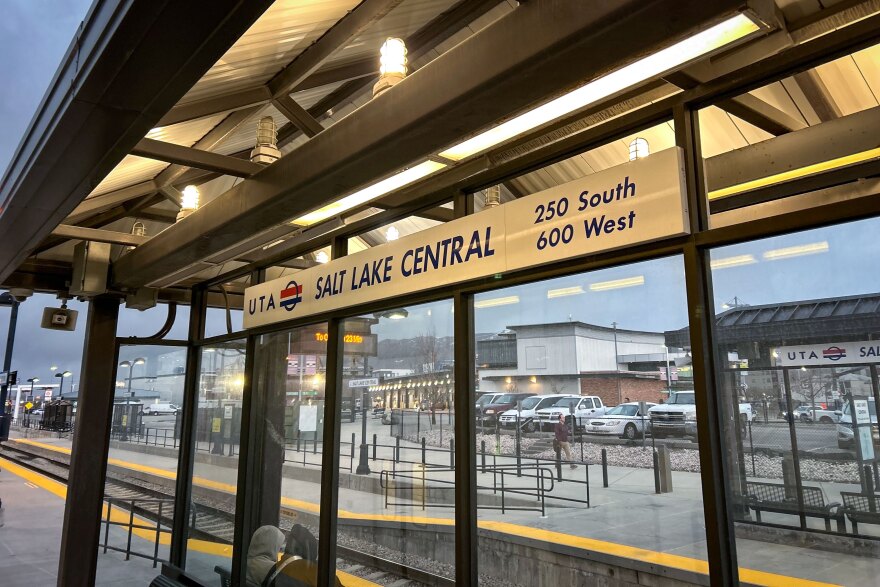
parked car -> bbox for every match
[143,402,180,416]
[475,392,503,411]
[587,401,657,439]
[477,392,535,427]
[649,391,753,438]
[535,395,607,431]
[837,397,878,449]
[784,405,840,424]
[498,394,570,432]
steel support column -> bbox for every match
[57,296,120,587]
[676,104,739,585]
[0,298,19,416]
[232,272,262,586]
[317,237,348,587]
[170,287,206,567]
[453,189,479,586]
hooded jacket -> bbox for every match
[246,525,285,587]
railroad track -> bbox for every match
[0,442,452,587]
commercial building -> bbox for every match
[1,1,880,586]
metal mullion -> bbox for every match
[676,104,738,586]
[170,286,206,568]
[452,191,478,585]
[317,237,347,587]
[232,268,264,587]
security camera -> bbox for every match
[9,288,33,303]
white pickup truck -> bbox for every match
[535,395,608,431]
[649,391,754,438]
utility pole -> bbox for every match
[612,322,622,405]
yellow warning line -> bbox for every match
[9,439,842,587]
[0,450,371,586]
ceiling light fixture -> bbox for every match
[589,276,645,291]
[177,185,200,222]
[315,251,330,264]
[251,116,281,165]
[439,14,760,161]
[374,37,408,98]
[292,160,446,226]
[710,254,756,270]
[474,295,520,309]
[547,286,585,299]
[386,226,400,241]
[629,137,650,161]
[762,241,829,261]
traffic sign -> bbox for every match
[25,402,33,410]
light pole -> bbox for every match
[118,358,144,441]
[55,371,72,398]
[26,377,39,427]
[119,358,145,398]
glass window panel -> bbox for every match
[336,299,456,582]
[709,216,880,586]
[184,340,247,583]
[473,256,703,585]
[244,323,328,587]
[94,344,187,583]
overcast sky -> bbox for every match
[1,1,878,394]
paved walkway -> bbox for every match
[9,433,880,586]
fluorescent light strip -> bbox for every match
[762,241,828,260]
[589,276,645,291]
[293,160,447,226]
[708,147,880,200]
[710,254,756,270]
[474,295,520,309]
[439,14,759,161]
[547,286,584,299]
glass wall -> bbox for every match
[244,323,328,587]
[336,299,457,583]
[710,217,880,586]
[95,344,187,584]
[472,257,700,585]
[184,340,247,583]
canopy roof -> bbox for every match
[2,0,879,306]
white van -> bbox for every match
[143,402,180,416]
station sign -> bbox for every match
[244,147,689,328]
[349,378,379,388]
[774,340,880,367]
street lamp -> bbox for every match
[118,358,146,398]
[26,377,39,427]
[55,371,72,398]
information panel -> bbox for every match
[244,147,689,328]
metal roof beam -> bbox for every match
[67,180,159,223]
[0,0,274,285]
[267,0,406,100]
[272,96,324,137]
[50,225,150,247]
[664,71,805,134]
[792,70,842,122]
[132,137,263,178]
[112,0,751,289]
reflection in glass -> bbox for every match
[473,256,703,586]
[710,217,880,585]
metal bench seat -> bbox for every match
[745,480,844,532]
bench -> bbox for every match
[841,491,880,534]
[745,480,844,532]
[149,564,210,587]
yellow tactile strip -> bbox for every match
[10,438,841,587]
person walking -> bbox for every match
[554,413,576,469]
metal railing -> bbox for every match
[99,497,173,568]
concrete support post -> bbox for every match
[57,296,119,587]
